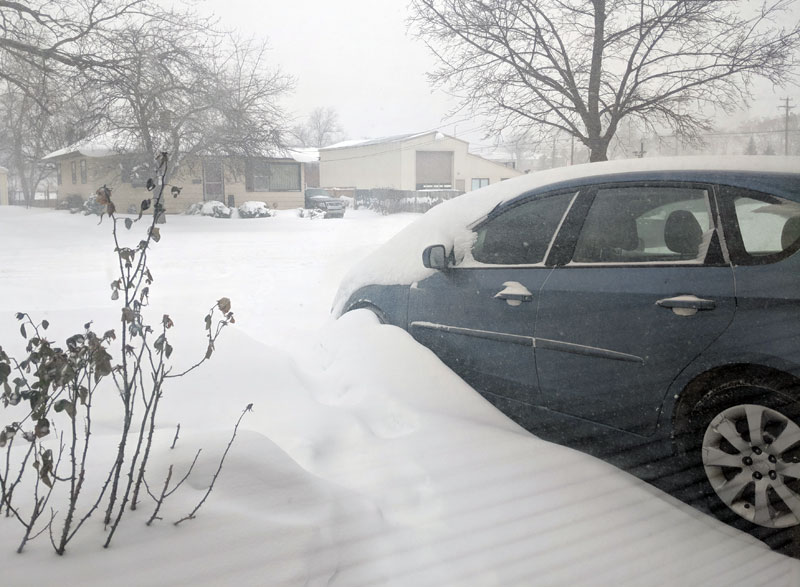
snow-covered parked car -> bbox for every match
[333,156,800,548]
[305,188,345,219]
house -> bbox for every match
[319,131,522,192]
[42,133,307,213]
[0,167,7,205]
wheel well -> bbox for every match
[343,300,387,324]
[672,363,800,450]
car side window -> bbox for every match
[470,191,575,265]
[732,194,800,258]
[572,186,713,264]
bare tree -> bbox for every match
[85,11,293,181]
[0,59,103,204]
[291,106,342,147]
[411,0,800,161]
[0,0,149,102]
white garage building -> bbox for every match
[319,131,522,192]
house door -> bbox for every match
[203,159,224,202]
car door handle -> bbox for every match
[494,281,533,306]
[656,295,716,315]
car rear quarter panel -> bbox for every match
[660,249,800,433]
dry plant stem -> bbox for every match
[19,440,63,554]
[145,449,201,526]
[171,423,180,449]
[174,405,252,526]
[2,441,34,517]
[55,371,96,554]
[103,167,166,530]
[165,306,228,379]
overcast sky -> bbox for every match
[204,0,799,151]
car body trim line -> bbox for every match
[535,338,645,364]
[409,321,534,347]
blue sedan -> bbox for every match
[334,156,800,544]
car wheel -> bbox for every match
[688,382,800,530]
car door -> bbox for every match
[407,190,578,406]
[534,183,736,436]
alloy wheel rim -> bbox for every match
[702,403,800,528]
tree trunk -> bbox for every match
[589,146,609,162]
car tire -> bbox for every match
[684,379,800,552]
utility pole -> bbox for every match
[780,98,794,156]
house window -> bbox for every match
[250,159,271,191]
[121,156,150,188]
[246,159,301,192]
[270,162,301,191]
[80,160,87,184]
[471,178,489,191]
[71,161,77,184]
[57,164,62,185]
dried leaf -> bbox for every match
[54,399,76,419]
[37,448,54,487]
[41,319,49,330]
[15,312,24,320]
[204,314,212,330]
[35,418,50,438]
[124,218,133,230]
[111,289,119,301]
[19,324,26,339]
[121,307,136,323]
[205,343,214,360]
[95,186,111,205]
[107,201,116,216]
[165,343,173,359]
[171,186,181,198]
[149,227,161,242]
[217,297,231,314]
[146,178,155,191]
[162,314,174,329]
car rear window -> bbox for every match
[733,196,800,256]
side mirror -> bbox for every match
[422,244,449,270]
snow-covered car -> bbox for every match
[305,188,345,219]
[333,155,800,548]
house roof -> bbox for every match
[43,131,311,163]
[322,130,466,150]
[283,147,319,163]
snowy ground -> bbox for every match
[1,206,799,586]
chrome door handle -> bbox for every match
[494,281,533,306]
[656,295,715,316]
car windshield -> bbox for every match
[2,0,800,584]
